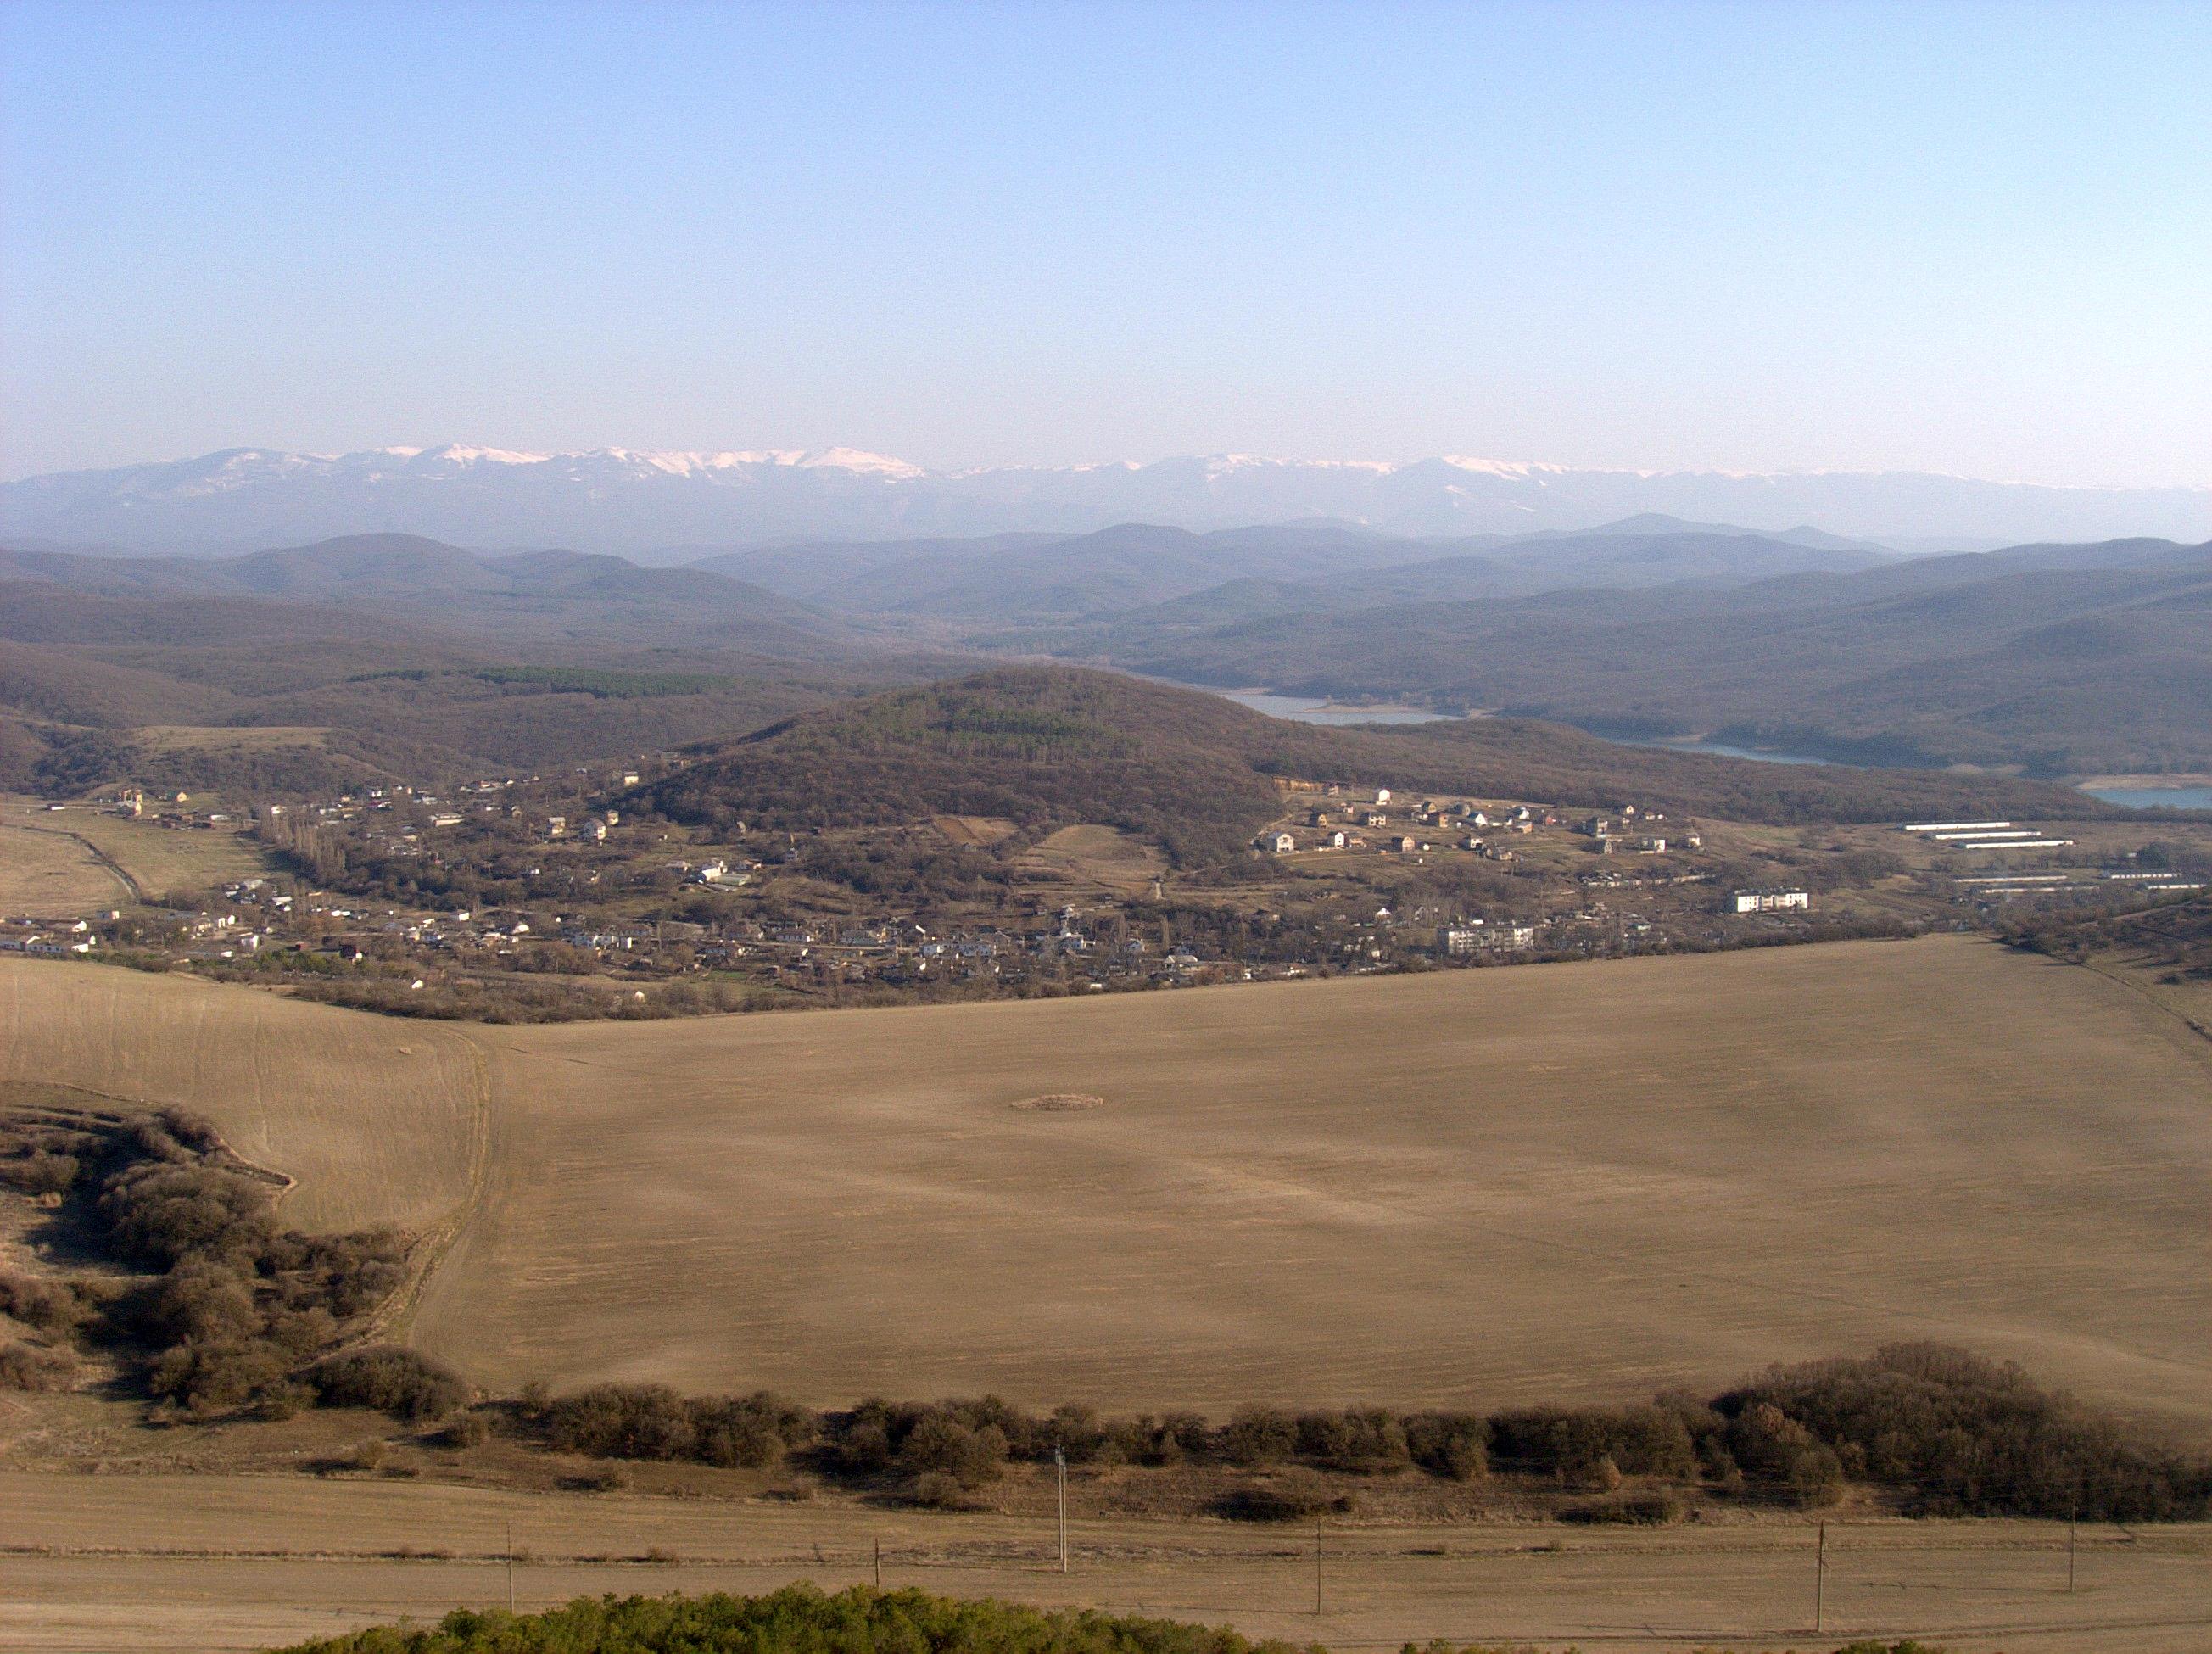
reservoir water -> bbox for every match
[1205,684,2211,811]
[1613,736,1836,767]
[1215,690,1460,726]
[2082,786,2212,812]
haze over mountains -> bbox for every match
[7,443,2209,552]
[3,522,2209,789]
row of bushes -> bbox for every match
[271,1583,1953,1654]
[522,1345,2209,1520]
[533,1385,1833,1506]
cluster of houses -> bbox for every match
[1262,792,1559,858]
[100,786,237,831]
[0,914,109,957]
[1578,808,1701,856]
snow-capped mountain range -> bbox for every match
[3,444,2205,554]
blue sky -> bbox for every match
[3,1,2207,483]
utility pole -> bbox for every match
[2069,1494,2079,1595]
[506,1517,515,1614]
[1055,1444,1069,1574]
[874,1535,882,1589]
[1813,1521,1826,1635]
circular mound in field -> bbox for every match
[1009,1092,1106,1113]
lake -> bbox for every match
[1215,689,1462,726]
[1209,685,2212,809]
[1612,735,1839,767]
[2082,786,2212,812]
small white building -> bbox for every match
[1729,889,1812,914]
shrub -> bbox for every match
[899,1413,1008,1489]
[1294,1407,1410,1472]
[688,1391,810,1469]
[343,1439,387,1473]
[0,1268,86,1333]
[98,1162,276,1269]
[438,1411,490,1449]
[0,1106,415,1412]
[0,1339,78,1392]
[2,1149,80,1196]
[1561,1490,1683,1524]
[1216,1467,1343,1523]
[1405,1411,1489,1481]
[148,1338,291,1412]
[1487,1404,1695,1483]
[1222,1405,1297,1466]
[257,1381,314,1421]
[908,1470,974,1509]
[545,1383,695,1460]
[308,1346,468,1422]
[148,1260,263,1346]
[1717,1344,2212,1518]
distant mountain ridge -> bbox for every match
[1102,536,2212,775]
[694,519,1897,622]
[0,532,841,654]
[6,444,2205,550]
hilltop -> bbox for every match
[640,668,1299,867]
[642,666,2117,869]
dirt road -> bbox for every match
[2,1472,2206,1653]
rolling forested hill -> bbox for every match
[1090,539,2212,774]
[0,534,846,652]
[641,666,2117,868]
[0,538,943,794]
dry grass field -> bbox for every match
[6,937,2212,1651]
[386,934,2212,1430]
[0,797,276,905]
[0,957,483,1236]
[0,1470,2205,1653]
[0,819,127,911]
[6,938,2206,1428]
[1015,823,1170,896]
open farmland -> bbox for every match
[1,796,276,905]
[0,819,126,911]
[399,935,2210,1428]
[5,937,2209,1429]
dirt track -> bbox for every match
[1,1472,2205,1653]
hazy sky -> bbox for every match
[3,1,2207,484]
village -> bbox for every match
[3,759,2206,1023]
